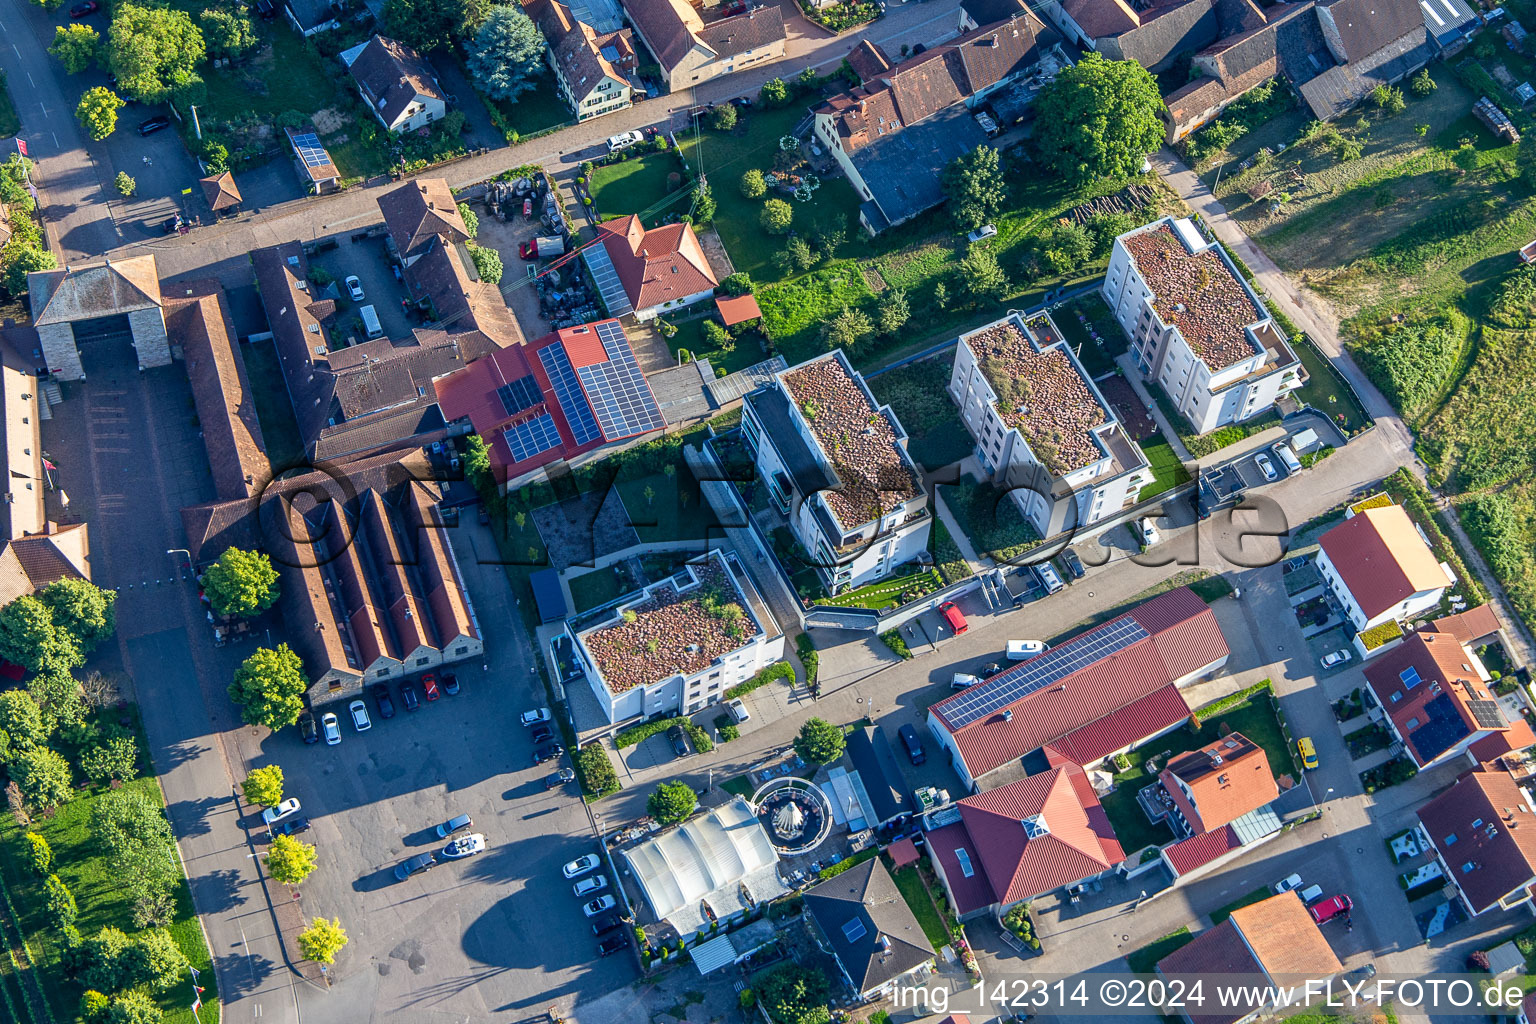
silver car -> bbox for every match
[573,874,608,897]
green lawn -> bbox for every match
[1099,690,1292,854]
[721,775,754,798]
[485,69,573,140]
[1210,886,1272,925]
[823,568,942,610]
[937,476,1039,562]
[203,23,340,122]
[869,358,974,471]
[1138,435,1191,499]
[569,567,627,613]
[888,865,950,952]
[240,338,305,472]
[1125,927,1192,975]
[663,317,774,375]
[0,70,20,138]
[589,150,690,222]
[1292,334,1370,436]
[0,719,219,1024]
[1055,293,1124,378]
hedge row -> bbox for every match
[723,661,793,700]
[1192,678,1272,725]
[796,634,819,689]
[615,716,688,749]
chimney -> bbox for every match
[1002,709,1013,722]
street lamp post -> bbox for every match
[166,548,192,574]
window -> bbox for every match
[1400,666,1422,688]
[1472,818,1484,829]
[1462,862,1476,874]
[1390,692,1402,703]
[842,919,868,942]
[1444,833,1458,845]
[955,848,975,878]
[455,646,467,655]
[416,657,429,666]
[1406,717,1419,730]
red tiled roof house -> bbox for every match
[1317,503,1454,652]
[1363,630,1509,769]
[1416,766,1536,917]
[591,215,717,322]
[1158,731,1278,836]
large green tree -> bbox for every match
[203,546,279,619]
[0,594,82,674]
[242,765,285,806]
[1033,53,1164,185]
[80,737,140,786]
[198,7,257,57]
[265,833,318,884]
[384,0,486,51]
[66,926,133,993]
[107,4,206,105]
[104,990,163,1024]
[49,24,101,73]
[647,780,697,825]
[76,87,124,141]
[464,6,544,100]
[297,917,348,964]
[40,578,117,653]
[28,667,85,731]
[942,145,1007,232]
[0,691,47,754]
[0,240,57,298]
[128,928,187,991]
[11,747,74,809]
[793,718,845,765]
[228,644,309,730]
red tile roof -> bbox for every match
[1426,605,1503,646]
[1418,767,1536,915]
[1163,825,1240,875]
[1160,731,1277,834]
[931,588,1226,780]
[1154,918,1264,1024]
[1363,631,1506,767]
[715,293,762,326]
[1049,684,1193,766]
[1319,505,1450,621]
[1230,892,1344,979]
[596,215,717,312]
[1469,718,1536,765]
[951,766,1124,909]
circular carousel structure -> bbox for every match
[750,776,832,856]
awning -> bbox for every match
[689,933,739,974]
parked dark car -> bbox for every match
[442,671,460,696]
[297,710,319,744]
[1060,548,1087,579]
[667,724,691,758]
[393,852,436,881]
[533,744,564,765]
[435,813,472,838]
[546,767,576,789]
[598,935,628,957]
[69,1,99,16]
[272,816,311,837]
[590,913,621,935]
[370,683,396,719]
[137,115,171,136]
[898,724,926,766]
[530,725,553,744]
[399,681,420,711]
[980,662,1005,678]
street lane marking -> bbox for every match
[26,73,33,88]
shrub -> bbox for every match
[648,780,697,824]
[740,168,766,198]
[81,991,110,1024]
[1410,68,1436,97]
[879,630,912,659]
[469,244,504,284]
[714,714,740,742]
[723,661,793,699]
[114,172,135,196]
[796,634,818,689]
[711,103,738,131]
[1371,84,1406,115]
[721,271,753,296]
[701,319,730,348]
[575,742,620,797]
[26,832,52,875]
[1351,308,1467,420]
[45,873,77,927]
[760,198,793,234]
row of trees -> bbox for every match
[239,766,346,964]
[0,154,57,297]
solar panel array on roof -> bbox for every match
[290,132,330,169]
[538,344,601,446]
[582,243,635,316]
[1468,699,1507,730]
[504,413,563,463]
[576,321,665,439]
[942,617,1151,728]
[496,374,542,417]
[1408,692,1471,763]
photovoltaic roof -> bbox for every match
[575,320,664,439]
[582,243,635,317]
[504,413,563,463]
[290,131,331,169]
[496,374,542,417]
[942,617,1151,728]
[538,344,601,446]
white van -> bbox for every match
[1034,562,1065,594]
[1271,440,1303,474]
[1007,640,1048,660]
[359,304,383,340]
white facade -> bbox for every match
[947,311,1151,538]
[571,551,784,724]
[569,74,632,122]
[1315,544,1449,633]
[1102,217,1302,435]
[635,286,715,323]
[741,350,931,594]
[378,93,446,134]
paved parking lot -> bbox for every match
[307,235,416,342]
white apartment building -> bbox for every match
[571,550,784,724]
[1103,217,1301,435]
[742,350,930,595]
[948,311,1152,538]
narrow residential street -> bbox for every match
[1152,148,1536,664]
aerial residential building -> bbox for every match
[948,311,1151,538]
[1362,631,1509,769]
[1158,732,1279,837]
[525,0,639,121]
[622,0,785,92]
[925,764,1125,920]
[804,858,934,999]
[1104,217,1301,434]
[741,350,929,595]
[342,35,449,134]
[926,586,1228,790]
[1155,892,1344,1024]
[570,550,784,723]
[282,0,340,36]
[433,320,666,490]
[1416,766,1536,917]
[1316,503,1454,643]
[586,215,718,321]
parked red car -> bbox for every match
[519,240,538,260]
[720,0,747,13]
[422,674,441,701]
[522,198,533,218]
[1309,894,1352,924]
[939,601,968,635]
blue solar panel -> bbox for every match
[496,374,542,417]
[575,322,665,439]
[1407,693,1470,764]
[289,131,330,169]
[941,617,1150,728]
[538,344,601,446]
[504,414,563,463]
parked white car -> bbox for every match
[606,130,644,153]
[573,874,609,897]
[727,698,750,723]
[1273,872,1303,894]
[1272,440,1303,474]
[1255,452,1279,482]
[349,699,371,732]
[344,275,364,302]
[520,707,551,727]
[951,672,982,690]
[582,895,617,917]
[1321,650,1353,669]
[263,798,302,826]
[966,224,997,243]
[564,853,601,878]
[321,712,340,746]
[1136,517,1161,547]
